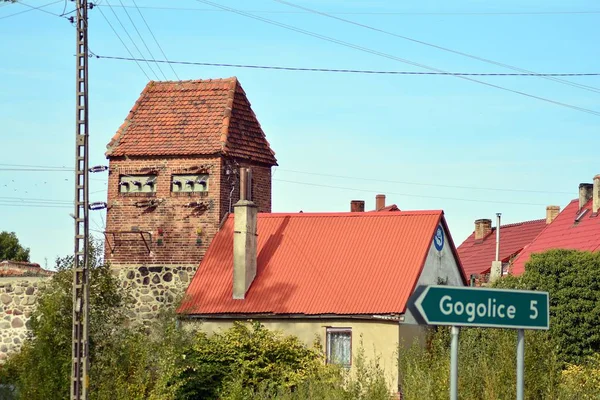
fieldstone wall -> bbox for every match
[0,278,49,362]
[113,265,197,324]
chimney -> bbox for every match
[375,194,386,211]
[546,205,560,224]
[233,169,258,300]
[350,200,365,212]
[474,219,492,240]
[579,183,593,210]
[594,175,600,214]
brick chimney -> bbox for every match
[233,169,258,300]
[375,194,386,211]
[579,183,593,210]
[350,200,365,212]
[474,219,492,240]
[594,175,600,214]
[546,205,560,224]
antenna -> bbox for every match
[71,1,90,399]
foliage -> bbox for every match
[559,353,600,399]
[1,240,125,399]
[398,326,560,400]
[177,321,328,399]
[499,249,600,364]
[218,335,391,400]
[0,231,30,262]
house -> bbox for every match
[103,77,277,321]
[349,194,400,213]
[511,176,600,275]
[178,184,467,392]
[457,211,553,281]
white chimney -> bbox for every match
[546,205,560,224]
[594,175,600,214]
[233,169,258,300]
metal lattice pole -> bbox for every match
[71,0,90,398]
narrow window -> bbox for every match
[172,174,209,193]
[119,175,156,194]
[326,328,352,367]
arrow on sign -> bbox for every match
[408,285,549,330]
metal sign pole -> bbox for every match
[450,326,459,400]
[516,329,525,400]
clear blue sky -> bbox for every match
[1,0,598,267]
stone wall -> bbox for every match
[113,265,197,324]
[0,277,48,362]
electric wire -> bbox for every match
[131,0,180,81]
[276,168,573,194]
[0,0,62,20]
[96,4,151,80]
[104,0,160,80]
[96,5,600,16]
[195,0,600,117]
[273,178,550,206]
[92,55,600,77]
[116,0,168,80]
[0,162,572,196]
[274,0,600,94]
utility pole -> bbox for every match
[71,0,90,398]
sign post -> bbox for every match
[407,285,549,399]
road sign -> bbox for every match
[410,285,549,330]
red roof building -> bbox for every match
[179,211,465,316]
[457,217,548,278]
[512,179,600,275]
[106,77,276,165]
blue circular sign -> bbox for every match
[434,225,444,251]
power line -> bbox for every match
[96,5,600,16]
[131,0,180,81]
[0,161,571,196]
[92,54,600,77]
[116,0,168,80]
[274,0,600,94]
[104,0,159,80]
[96,4,151,80]
[195,0,600,117]
[0,0,62,20]
[275,168,573,194]
[273,178,550,206]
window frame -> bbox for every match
[325,327,352,367]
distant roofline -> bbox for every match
[228,210,444,218]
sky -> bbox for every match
[0,0,598,268]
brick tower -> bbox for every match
[104,78,277,321]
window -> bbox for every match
[326,328,351,367]
[119,175,156,194]
[171,174,209,193]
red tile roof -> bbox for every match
[106,78,277,165]
[457,219,546,277]
[511,199,600,275]
[179,211,463,316]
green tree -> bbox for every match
[498,249,600,364]
[0,231,30,262]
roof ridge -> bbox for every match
[250,210,443,218]
[498,218,546,229]
[219,77,238,153]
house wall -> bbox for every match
[402,222,465,325]
[184,318,401,391]
[0,277,50,363]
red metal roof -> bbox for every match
[106,78,277,165]
[511,199,600,275]
[457,219,546,277]
[179,211,458,316]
